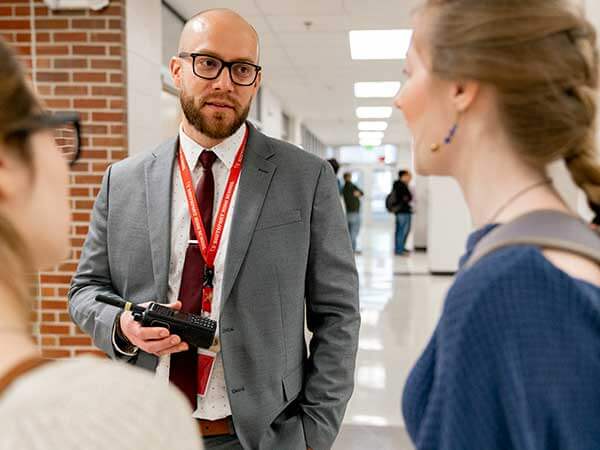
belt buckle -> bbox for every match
[198,416,234,437]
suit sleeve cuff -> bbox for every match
[301,412,335,450]
[112,314,139,357]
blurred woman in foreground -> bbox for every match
[0,38,203,450]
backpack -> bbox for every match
[385,189,401,213]
[463,209,600,270]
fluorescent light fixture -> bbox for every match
[354,81,401,98]
[358,121,388,131]
[360,138,383,147]
[359,131,385,140]
[349,29,413,60]
[356,106,393,119]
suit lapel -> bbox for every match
[221,125,276,307]
[144,138,177,303]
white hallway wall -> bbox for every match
[127,0,163,156]
[259,86,284,140]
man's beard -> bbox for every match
[180,91,250,140]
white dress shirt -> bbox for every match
[154,123,247,420]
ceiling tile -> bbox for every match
[167,0,263,17]
[276,31,348,48]
[265,15,351,32]
[255,0,346,16]
[343,0,420,21]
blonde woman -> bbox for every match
[0,39,203,450]
[396,1,600,449]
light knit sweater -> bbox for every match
[0,356,203,450]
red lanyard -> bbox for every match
[177,126,249,314]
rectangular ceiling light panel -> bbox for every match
[354,81,401,98]
[349,29,413,60]
[356,106,393,119]
[358,121,388,131]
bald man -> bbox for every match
[69,8,360,450]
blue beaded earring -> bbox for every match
[431,121,459,152]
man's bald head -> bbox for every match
[178,8,260,62]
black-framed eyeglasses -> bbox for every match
[5,111,81,166]
[178,52,262,86]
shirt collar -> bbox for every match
[178,122,247,170]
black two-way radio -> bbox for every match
[96,295,216,349]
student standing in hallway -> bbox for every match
[342,172,364,253]
[396,0,600,449]
[392,170,413,255]
[69,9,360,450]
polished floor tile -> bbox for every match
[334,221,454,449]
[332,425,414,450]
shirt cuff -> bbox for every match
[112,314,139,357]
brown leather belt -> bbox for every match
[197,416,235,437]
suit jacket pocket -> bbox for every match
[256,209,302,231]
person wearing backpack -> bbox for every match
[395,1,600,449]
[390,170,413,255]
[342,172,364,253]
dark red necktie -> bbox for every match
[170,149,218,407]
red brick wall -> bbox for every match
[0,0,127,358]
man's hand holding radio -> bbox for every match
[119,301,189,356]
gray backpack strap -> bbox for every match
[464,209,600,270]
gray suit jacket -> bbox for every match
[68,123,360,450]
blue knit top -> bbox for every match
[402,225,600,450]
